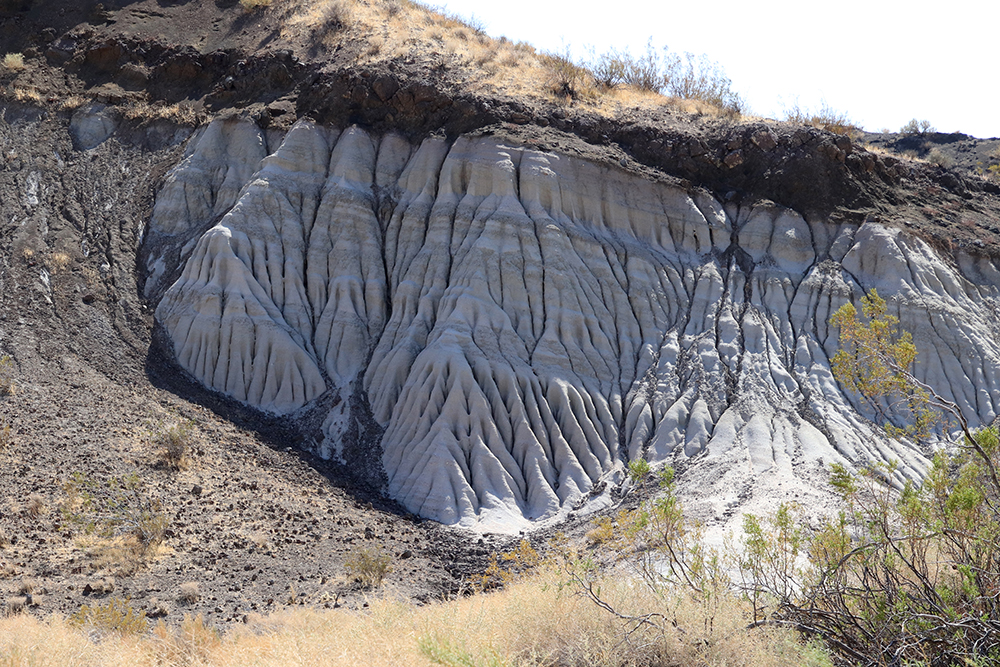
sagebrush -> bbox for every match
[345,546,392,589]
[153,419,194,469]
[62,471,169,572]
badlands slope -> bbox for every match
[144,116,1000,531]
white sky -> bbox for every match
[437,0,1000,139]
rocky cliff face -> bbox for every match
[142,116,1000,531]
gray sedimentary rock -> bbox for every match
[147,118,1000,531]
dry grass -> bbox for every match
[177,581,200,605]
[153,420,194,470]
[25,494,46,519]
[239,0,272,11]
[73,533,160,577]
[783,101,857,137]
[60,95,89,111]
[7,86,43,104]
[345,546,393,589]
[2,52,24,71]
[0,420,11,450]
[0,355,15,397]
[121,101,203,126]
[45,251,71,273]
[0,565,830,666]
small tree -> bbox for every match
[829,288,1000,488]
[777,288,1000,665]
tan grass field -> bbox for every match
[0,565,830,667]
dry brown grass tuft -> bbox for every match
[45,251,71,273]
[153,420,194,470]
[177,581,200,605]
[121,101,203,126]
[25,494,46,519]
[2,52,24,71]
[8,86,43,104]
[15,579,37,597]
[0,355,15,397]
[0,420,10,450]
[74,534,156,577]
[60,95,88,111]
[345,546,392,589]
[239,0,272,12]
[151,614,221,664]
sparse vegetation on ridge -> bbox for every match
[279,0,746,117]
[901,118,935,135]
[783,101,857,136]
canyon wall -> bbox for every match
[144,117,1000,531]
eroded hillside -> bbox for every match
[2,0,1000,623]
[139,113,1000,532]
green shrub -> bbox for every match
[901,118,935,135]
[418,635,507,667]
[627,457,651,483]
[572,289,1000,666]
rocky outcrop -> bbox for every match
[146,117,1000,531]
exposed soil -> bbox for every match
[1,0,1000,628]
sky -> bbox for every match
[436,0,1000,139]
